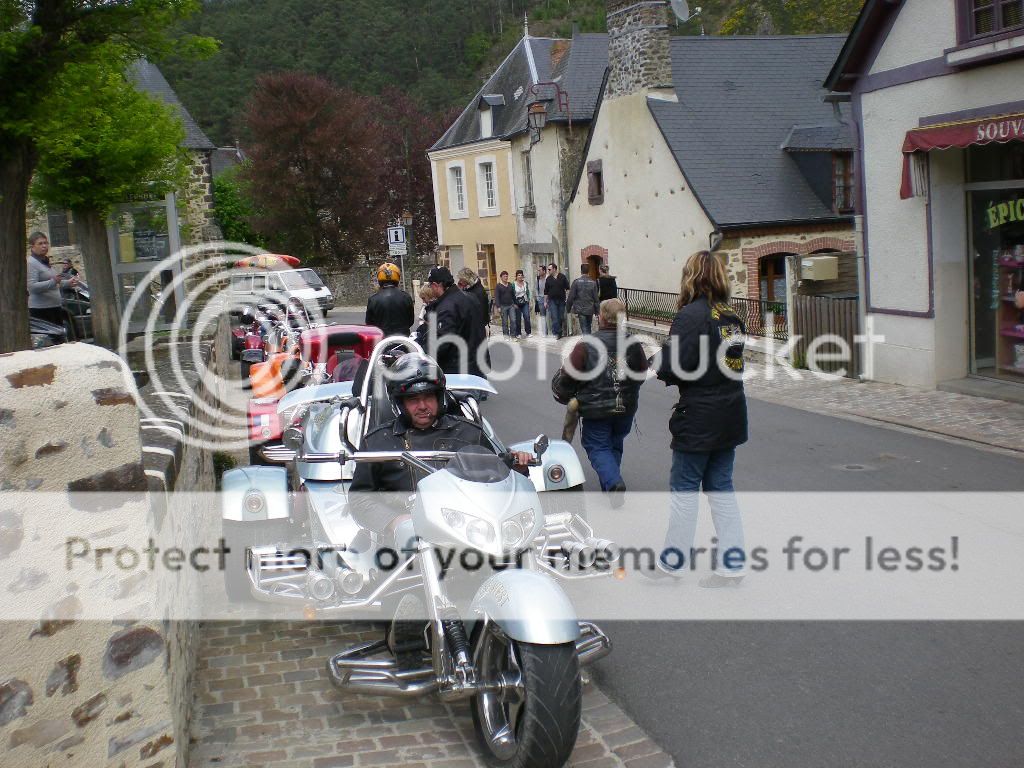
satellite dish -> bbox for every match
[670,0,701,23]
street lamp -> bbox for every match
[527,81,571,148]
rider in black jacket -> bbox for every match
[365,262,414,337]
[349,354,529,534]
[414,266,482,375]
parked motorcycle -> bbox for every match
[220,339,614,767]
[30,316,68,348]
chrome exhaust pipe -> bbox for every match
[576,621,612,666]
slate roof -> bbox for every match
[129,60,215,151]
[781,122,853,152]
[431,34,608,152]
[647,34,850,228]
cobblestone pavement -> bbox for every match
[510,329,1024,455]
[188,621,674,768]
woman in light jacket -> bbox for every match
[652,250,748,587]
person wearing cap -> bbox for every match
[366,261,414,337]
[414,265,481,375]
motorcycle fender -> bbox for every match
[470,570,580,645]
[506,438,585,491]
[221,466,289,522]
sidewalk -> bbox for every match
[189,620,674,768]
[506,326,1024,456]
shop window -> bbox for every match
[758,254,788,302]
[967,143,1024,183]
[833,153,855,214]
[587,160,604,205]
[960,0,1024,40]
[47,208,74,247]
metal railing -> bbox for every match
[617,288,788,341]
[731,297,788,341]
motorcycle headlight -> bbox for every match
[501,508,537,552]
[466,518,495,547]
[442,507,495,546]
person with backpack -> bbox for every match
[551,298,648,506]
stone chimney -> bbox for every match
[606,0,674,99]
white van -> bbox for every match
[230,268,334,315]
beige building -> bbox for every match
[428,29,606,293]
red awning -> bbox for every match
[900,111,1024,199]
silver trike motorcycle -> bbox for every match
[220,339,617,767]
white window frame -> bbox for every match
[476,155,500,217]
[480,107,493,139]
[446,160,468,220]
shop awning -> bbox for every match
[900,111,1024,199]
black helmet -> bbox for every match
[386,353,446,405]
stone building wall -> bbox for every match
[718,226,857,300]
[0,341,218,767]
[606,0,673,99]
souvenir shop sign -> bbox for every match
[900,112,1024,199]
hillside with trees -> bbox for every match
[157,0,862,268]
[161,0,863,146]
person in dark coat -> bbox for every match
[494,270,517,337]
[598,264,618,303]
[457,267,491,382]
[365,261,414,337]
[651,250,748,587]
[552,298,647,503]
[566,264,600,335]
[544,263,570,338]
[414,266,481,375]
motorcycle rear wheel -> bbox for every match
[471,622,581,767]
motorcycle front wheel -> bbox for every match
[471,622,581,768]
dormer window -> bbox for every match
[477,94,505,140]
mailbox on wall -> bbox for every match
[801,255,839,281]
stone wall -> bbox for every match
[319,258,437,308]
[0,341,218,767]
[718,227,857,300]
[606,0,673,99]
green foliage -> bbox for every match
[211,167,265,247]
[158,1,862,146]
[30,54,188,214]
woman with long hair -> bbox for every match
[651,250,748,587]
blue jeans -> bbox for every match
[576,314,593,335]
[579,411,635,491]
[662,449,745,575]
[500,306,515,336]
[514,303,531,335]
[548,299,567,336]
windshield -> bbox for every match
[446,445,509,484]
[279,269,325,290]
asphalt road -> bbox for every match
[332,310,1024,767]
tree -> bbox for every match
[211,166,265,247]
[0,0,211,352]
[241,72,378,266]
[31,55,188,349]
[372,87,458,257]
